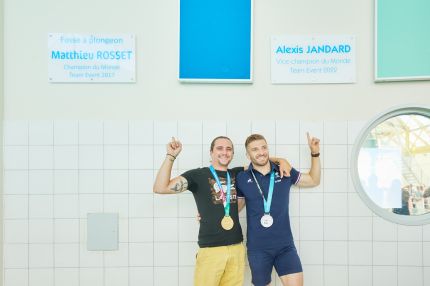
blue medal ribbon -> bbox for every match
[209,165,231,216]
[251,170,275,214]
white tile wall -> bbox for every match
[373,242,397,265]
[153,121,177,144]
[325,265,348,286]
[4,120,28,145]
[54,146,79,169]
[373,266,397,286]
[226,120,252,145]
[398,266,423,286]
[4,244,28,268]
[78,121,103,145]
[4,269,28,286]
[154,267,177,286]
[348,217,373,240]
[104,170,128,194]
[129,120,153,145]
[29,121,53,145]
[324,121,348,145]
[300,217,324,240]
[4,195,28,219]
[29,146,53,169]
[54,219,80,243]
[4,170,28,194]
[349,241,372,265]
[153,218,178,242]
[349,266,372,286]
[275,120,300,144]
[54,244,80,267]
[3,120,429,286]
[105,268,129,286]
[129,146,153,169]
[54,170,78,194]
[178,121,202,144]
[324,241,348,265]
[54,268,79,286]
[324,217,348,240]
[4,146,28,169]
[79,244,103,267]
[79,146,103,169]
[80,268,104,286]
[103,121,129,145]
[104,243,129,267]
[29,244,53,268]
[252,120,276,143]
[4,220,28,243]
[53,120,78,145]
[29,269,54,286]
[202,120,227,144]
[29,219,53,243]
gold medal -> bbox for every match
[221,216,234,230]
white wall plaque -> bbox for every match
[48,33,135,83]
[271,35,356,84]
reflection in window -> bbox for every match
[358,114,430,216]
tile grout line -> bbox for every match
[346,122,350,286]
[127,121,131,286]
[322,122,325,286]
[102,121,105,286]
[346,121,351,285]
[52,122,56,285]
[27,121,30,286]
[396,223,399,286]
[77,121,81,286]
[371,214,374,286]
[422,224,424,286]
[177,120,180,284]
[152,120,155,284]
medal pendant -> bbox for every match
[260,214,273,228]
[221,216,234,230]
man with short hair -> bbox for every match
[153,136,290,286]
[236,133,321,286]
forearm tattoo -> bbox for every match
[170,179,188,193]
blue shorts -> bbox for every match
[247,244,302,286]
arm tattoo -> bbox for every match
[170,179,188,193]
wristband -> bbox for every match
[166,153,176,160]
[311,152,320,157]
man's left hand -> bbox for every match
[307,132,320,154]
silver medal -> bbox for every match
[260,214,273,228]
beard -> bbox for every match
[214,156,232,167]
[251,155,269,167]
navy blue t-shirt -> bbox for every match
[236,162,301,250]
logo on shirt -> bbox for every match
[208,177,237,205]
[275,171,282,183]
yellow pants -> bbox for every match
[194,243,245,286]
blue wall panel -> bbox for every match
[179,0,252,82]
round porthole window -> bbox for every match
[351,105,430,225]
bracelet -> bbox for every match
[166,153,176,160]
[311,152,320,157]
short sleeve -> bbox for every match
[180,169,197,193]
[236,186,244,198]
[290,167,301,185]
[235,172,245,198]
[231,166,245,177]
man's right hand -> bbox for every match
[167,137,182,157]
